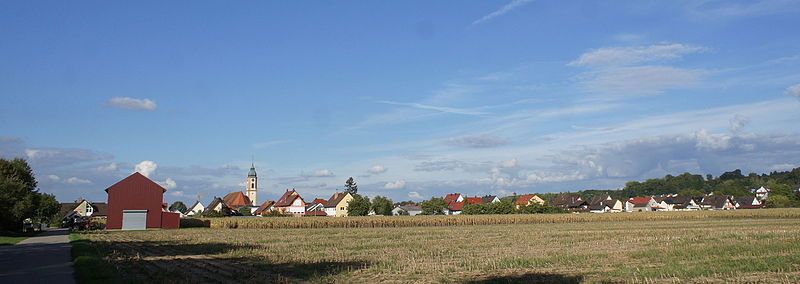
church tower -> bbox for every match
[246,163,258,206]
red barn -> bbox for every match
[105,172,180,230]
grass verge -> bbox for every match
[0,230,37,245]
[70,232,120,284]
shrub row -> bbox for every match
[190,208,800,229]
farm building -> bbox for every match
[735,196,763,209]
[105,172,180,230]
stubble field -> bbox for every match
[78,210,800,283]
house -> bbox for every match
[566,199,590,212]
[306,202,326,213]
[700,195,736,210]
[59,200,108,223]
[392,205,422,216]
[625,197,657,212]
[253,200,275,216]
[205,197,234,215]
[753,186,771,201]
[481,195,500,204]
[652,196,673,211]
[515,194,546,209]
[588,196,623,213]
[324,192,353,217]
[665,196,701,211]
[222,191,252,211]
[105,172,180,230]
[550,193,583,209]
[446,201,465,215]
[274,189,307,216]
[443,193,466,215]
[735,195,762,209]
[185,201,205,216]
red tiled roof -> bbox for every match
[628,197,653,206]
[465,197,484,205]
[304,211,328,216]
[223,191,252,209]
[275,189,305,207]
[515,194,536,205]
[448,201,464,211]
[312,198,328,206]
[444,193,462,203]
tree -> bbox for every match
[462,203,487,215]
[371,196,393,216]
[238,206,252,216]
[36,193,60,224]
[344,177,358,195]
[169,201,188,214]
[719,169,744,181]
[0,158,40,230]
[347,194,371,216]
[765,194,792,208]
[678,188,705,197]
[487,200,515,214]
[420,197,448,215]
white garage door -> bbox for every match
[122,210,148,230]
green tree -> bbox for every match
[347,194,371,216]
[169,201,188,214]
[765,194,792,208]
[0,158,40,230]
[487,200,515,214]
[36,193,61,224]
[420,197,448,215]
[516,203,565,214]
[462,203,487,215]
[344,177,358,195]
[371,196,393,216]
[238,206,252,216]
[678,188,705,197]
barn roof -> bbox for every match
[105,172,166,193]
[464,197,484,205]
[253,200,275,215]
[628,197,654,206]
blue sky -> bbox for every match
[2,0,800,204]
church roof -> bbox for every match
[223,191,252,209]
[248,164,257,177]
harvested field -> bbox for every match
[199,208,800,229]
[79,210,800,283]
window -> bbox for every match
[340,207,344,210]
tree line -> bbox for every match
[0,158,61,231]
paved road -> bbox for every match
[0,228,75,284]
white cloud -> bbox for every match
[313,169,335,177]
[66,177,92,185]
[95,162,118,172]
[472,0,533,26]
[408,191,423,199]
[500,158,518,169]
[569,43,707,67]
[770,163,797,171]
[525,171,586,183]
[445,134,509,148]
[384,180,407,189]
[787,83,800,100]
[376,100,488,116]
[134,160,158,177]
[160,178,177,190]
[729,114,750,132]
[368,165,388,174]
[694,129,732,151]
[107,97,157,111]
[578,65,704,97]
[47,175,60,182]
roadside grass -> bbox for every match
[0,230,37,245]
[69,232,120,284]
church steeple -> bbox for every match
[246,163,258,205]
